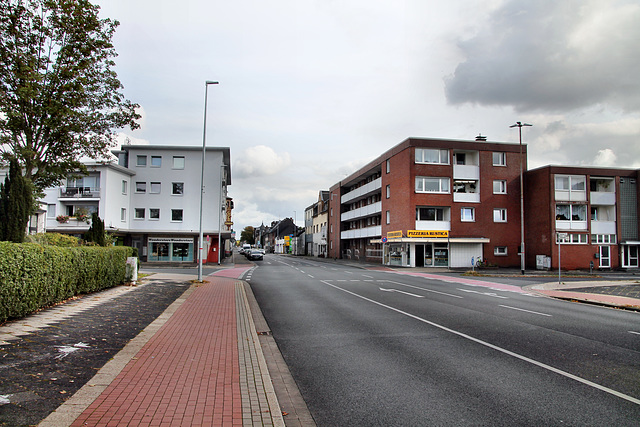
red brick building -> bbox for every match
[525,166,640,270]
[328,137,526,268]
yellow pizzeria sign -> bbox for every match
[407,230,449,238]
[387,231,403,239]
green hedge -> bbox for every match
[0,242,134,323]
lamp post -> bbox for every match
[198,80,218,282]
[510,121,532,275]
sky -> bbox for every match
[95,0,640,235]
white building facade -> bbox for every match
[41,145,231,264]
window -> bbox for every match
[493,180,507,194]
[149,208,160,220]
[556,204,586,221]
[555,176,569,190]
[171,209,183,222]
[386,211,390,224]
[172,182,184,195]
[136,182,146,193]
[415,148,449,164]
[150,182,161,194]
[557,233,588,244]
[134,208,145,219]
[120,208,126,221]
[136,155,147,167]
[416,207,447,221]
[47,204,56,218]
[173,156,185,169]
[415,177,450,193]
[493,208,507,222]
[151,156,162,167]
[386,185,390,199]
[591,234,617,244]
[492,152,506,166]
[494,246,508,256]
[122,180,127,195]
[461,207,475,222]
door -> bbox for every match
[416,245,424,267]
[599,246,610,268]
[623,245,638,268]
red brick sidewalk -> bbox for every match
[37,270,284,427]
[71,278,241,426]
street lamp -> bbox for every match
[198,80,219,282]
[510,121,532,275]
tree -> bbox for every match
[84,212,105,245]
[240,226,255,244]
[0,158,32,242]
[0,0,140,229]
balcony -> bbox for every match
[453,164,479,180]
[590,191,615,205]
[47,217,92,230]
[453,192,480,203]
[591,220,616,234]
[341,201,382,221]
[341,178,382,204]
[59,187,101,199]
[341,225,382,240]
[415,220,450,231]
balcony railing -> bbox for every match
[341,178,382,204]
[59,187,101,198]
[341,201,382,221]
[590,191,615,205]
[341,225,382,240]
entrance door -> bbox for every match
[599,246,611,268]
[623,245,638,268]
[424,244,433,266]
[416,245,425,267]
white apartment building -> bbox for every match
[42,145,231,264]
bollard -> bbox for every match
[126,257,138,285]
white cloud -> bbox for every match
[233,145,291,178]
[591,149,617,167]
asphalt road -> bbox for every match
[248,256,640,426]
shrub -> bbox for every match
[26,233,79,247]
[0,242,133,323]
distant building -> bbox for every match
[525,165,639,270]
[40,145,231,264]
[328,137,525,268]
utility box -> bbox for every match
[126,257,138,285]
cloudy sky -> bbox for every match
[96,0,640,234]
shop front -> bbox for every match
[147,237,195,262]
[380,230,488,268]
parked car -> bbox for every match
[247,249,263,261]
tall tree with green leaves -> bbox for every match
[0,158,32,242]
[84,212,105,245]
[0,0,140,231]
[240,226,255,244]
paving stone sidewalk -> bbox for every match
[39,273,284,427]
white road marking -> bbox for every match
[384,280,463,299]
[457,288,509,299]
[499,305,552,317]
[321,280,640,406]
[629,331,640,336]
[379,288,425,298]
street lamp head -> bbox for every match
[205,80,219,85]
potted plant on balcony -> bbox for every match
[56,215,69,223]
[73,207,91,223]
